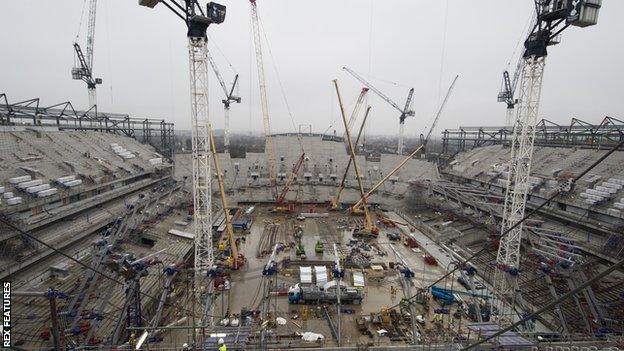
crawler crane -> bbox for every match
[333,79,378,236]
[210,125,246,269]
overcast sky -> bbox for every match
[1,1,622,137]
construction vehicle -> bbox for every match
[315,240,324,254]
[209,125,246,270]
[273,153,305,213]
[287,283,362,305]
[430,285,491,306]
[343,67,414,155]
[333,79,379,237]
[296,240,306,257]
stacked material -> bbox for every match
[148,158,163,166]
[9,175,31,184]
[110,143,135,159]
[56,175,83,188]
[16,179,43,189]
[580,178,623,206]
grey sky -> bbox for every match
[1,1,622,137]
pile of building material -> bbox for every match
[110,143,135,159]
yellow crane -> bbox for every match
[209,125,245,269]
[350,144,423,213]
[330,105,371,210]
[333,79,378,236]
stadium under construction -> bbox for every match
[1,0,623,350]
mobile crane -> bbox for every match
[210,125,246,269]
[330,105,371,210]
[333,79,378,236]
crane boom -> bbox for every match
[423,75,458,147]
[250,0,278,200]
[343,67,403,112]
[342,66,415,155]
[333,79,376,235]
[209,125,239,267]
[345,87,369,136]
[351,144,423,210]
[331,106,370,209]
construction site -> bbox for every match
[1,0,623,350]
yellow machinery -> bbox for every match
[350,144,423,214]
[330,105,371,211]
[333,79,378,236]
[209,125,246,269]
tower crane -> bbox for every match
[206,50,241,152]
[138,0,226,306]
[334,79,378,236]
[250,0,278,200]
[493,0,601,326]
[72,0,102,108]
[342,66,414,155]
[209,125,246,269]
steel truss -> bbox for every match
[188,37,214,300]
[0,93,175,158]
[442,116,624,155]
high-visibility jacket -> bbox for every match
[219,344,227,351]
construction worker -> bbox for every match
[218,338,227,351]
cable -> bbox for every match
[463,255,624,350]
[0,217,223,332]
[389,138,624,310]
[258,18,304,153]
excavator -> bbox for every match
[333,79,379,237]
[209,126,246,270]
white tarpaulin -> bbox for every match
[352,272,365,287]
[300,266,312,284]
[314,266,328,287]
[301,332,324,342]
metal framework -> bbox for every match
[342,66,415,155]
[493,0,602,325]
[72,0,101,108]
[0,93,175,157]
[441,116,624,155]
[188,35,214,296]
[250,0,278,200]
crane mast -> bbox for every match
[72,0,101,108]
[250,0,278,200]
[139,0,226,311]
[342,66,414,155]
[493,0,601,325]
